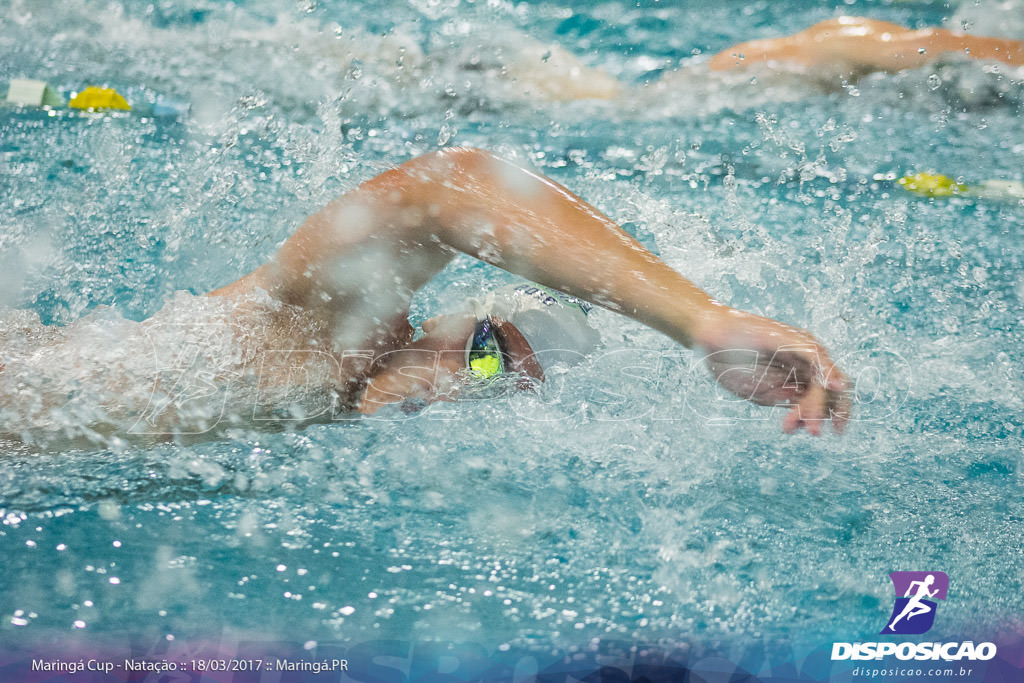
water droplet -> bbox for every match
[98,500,121,521]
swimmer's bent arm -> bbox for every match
[242,148,850,434]
[255,147,719,347]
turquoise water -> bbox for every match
[1,0,1023,665]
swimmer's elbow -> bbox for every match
[406,147,502,182]
[392,146,509,221]
[431,146,497,164]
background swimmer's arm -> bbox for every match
[709,17,1024,74]
[254,147,850,433]
[506,16,1024,105]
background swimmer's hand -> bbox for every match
[696,308,851,435]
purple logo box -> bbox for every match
[882,571,949,635]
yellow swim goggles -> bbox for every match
[465,316,507,379]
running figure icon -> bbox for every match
[882,571,949,635]
[887,575,938,632]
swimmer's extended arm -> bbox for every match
[709,16,1024,75]
[232,148,849,434]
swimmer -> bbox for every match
[202,148,850,434]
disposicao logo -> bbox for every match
[831,571,997,662]
[882,571,948,635]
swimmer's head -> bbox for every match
[465,283,600,380]
[360,284,598,414]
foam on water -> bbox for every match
[1,0,1023,654]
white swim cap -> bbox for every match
[475,283,600,375]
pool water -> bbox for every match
[1,0,1023,676]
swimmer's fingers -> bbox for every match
[809,346,853,434]
[824,364,853,434]
[787,357,852,436]
[784,382,828,436]
[781,349,851,436]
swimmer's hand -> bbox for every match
[357,316,476,415]
[357,346,460,415]
[696,309,851,435]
